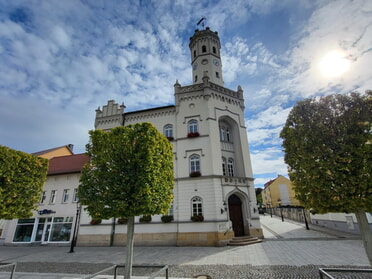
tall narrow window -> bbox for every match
[226,128,231,142]
[202,45,207,53]
[73,188,79,203]
[193,50,196,58]
[220,127,226,141]
[168,202,174,216]
[222,157,227,176]
[228,158,234,177]
[190,154,201,174]
[188,119,198,134]
[191,196,203,216]
[40,191,46,204]
[212,46,216,54]
[62,189,70,203]
[50,190,57,204]
[164,124,173,138]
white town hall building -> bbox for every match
[77,27,263,246]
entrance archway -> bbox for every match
[228,194,244,236]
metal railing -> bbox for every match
[0,263,17,279]
[319,268,372,279]
[83,264,169,279]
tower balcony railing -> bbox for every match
[220,141,233,151]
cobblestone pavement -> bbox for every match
[1,215,370,278]
[1,263,372,279]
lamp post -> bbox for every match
[302,207,310,230]
[69,202,81,253]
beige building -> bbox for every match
[262,175,300,208]
[1,150,88,245]
[79,27,263,246]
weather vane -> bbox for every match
[197,17,207,29]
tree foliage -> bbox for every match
[78,122,174,220]
[280,92,371,213]
[0,145,49,219]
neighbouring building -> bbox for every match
[1,151,88,245]
[78,27,263,246]
[262,175,300,208]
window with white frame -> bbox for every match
[164,124,173,138]
[228,158,234,177]
[62,189,69,203]
[50,190,57,204]
[222,157,227,176]
[40,191,47,204]
[191,196,203,216]
[73,188,79,203]
[188,119,198,134]
[220,125,231,142]
[189,154,200,174]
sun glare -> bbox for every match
[318,50,351,78]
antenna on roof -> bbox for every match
[196,17,207,29]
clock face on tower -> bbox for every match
[213,59,219,66]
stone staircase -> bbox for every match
[227,236,262,246]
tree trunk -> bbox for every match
[355,210,372,266]
[124,216,135,279]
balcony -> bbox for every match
[221,141,233,152]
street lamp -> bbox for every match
[69,202,81,253]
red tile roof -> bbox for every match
[48,153,89,175]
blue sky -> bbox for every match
[0,0,371,188]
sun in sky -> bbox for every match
[318,50,351,78]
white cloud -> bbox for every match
[251,147,288,176]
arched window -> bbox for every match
[164,124,173,138]
[193,50,196,58]
[222,157,227,176]
[228,158,234,177]
[188,119,198,134]
[220,125,231,142]
[191,196,203,216]
[202,45,207,53]
[212,46,216,54]
[189,154,200,174]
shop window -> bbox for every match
[13,219,35,242]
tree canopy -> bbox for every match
[78,122,174,219]
[280,92,371,214]
[0,145,49,219]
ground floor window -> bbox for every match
[13,216,73,243]
[13,219,35,242]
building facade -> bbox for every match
[78,27,263,246]
[1,152,88,245]
[262,175,300,209]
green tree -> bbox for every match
[0,145,49,219]
[78,123,174,278]
[280,92,372,265]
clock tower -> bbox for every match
[189,27,224,86]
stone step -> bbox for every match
[227,236,262,246]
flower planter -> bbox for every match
[189,171,201,177]
[187,132,200,138]
[191,215,204,222]
[90,219,102,225]
[117,218,128,224]
[139,215,152,223]
[161,215,174,223]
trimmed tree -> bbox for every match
[280,92,372,265]
[78,123,174,278]
[0,145,49,219]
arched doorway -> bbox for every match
[228,194,244,236]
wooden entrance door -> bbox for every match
[228,194,245,237]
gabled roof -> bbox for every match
[48,153,89,175]
[32,144,74,158]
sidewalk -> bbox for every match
[0,215,369,278]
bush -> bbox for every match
[161,215,174,223]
